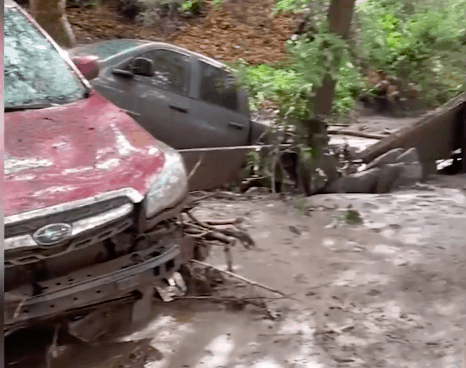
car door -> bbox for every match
[97,48,196,149]
[189,60,251,148]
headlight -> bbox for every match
[145,150,188,218]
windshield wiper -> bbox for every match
[5,102,57,112]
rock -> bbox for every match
[395,147,420,164]
[366,148,405,170]
[325,168,380,193]
[394,162,423,188]
[393,257,409,266]
[288,225,301,235]
[421,160,437,181]
[376,163,405,193]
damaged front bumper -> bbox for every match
[5,236,195,337]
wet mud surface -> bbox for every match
[7,175,466,368]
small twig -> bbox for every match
[188,191,245,205]
[189,192,218,203]
[46,325,60,368]
[191,259,288,297]
[224,242,233,272]
[13,296,27,319]
[187,152,206,180]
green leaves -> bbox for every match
[356,0,466,105]
[272,0,309,15]
[235,0,465,127]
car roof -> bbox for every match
[148,42,226,68]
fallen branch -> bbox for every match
[188,191,246,206]
[184,223,235,244]
[185,211,255,248]
[172,294,282,319]
[191,259,288,297]
[172,295,285,302]
[327,129,387,140]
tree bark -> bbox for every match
[313,0,356,116]
[30,0,76,49]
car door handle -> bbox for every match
[228,122,244,130]
[169,104,189,113]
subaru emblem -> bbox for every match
[33,223,72,246]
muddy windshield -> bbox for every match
[4,8,86,110]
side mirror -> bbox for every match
[71,55,100,81]
[132,57,154,77]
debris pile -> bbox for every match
[358,68,422,117]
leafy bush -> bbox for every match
[181,0,203,13]
[272,0,309,15]
[356,0,466,105]
[237,0,465,123]
[234,31,360,121]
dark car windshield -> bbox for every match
[4,7,86,110]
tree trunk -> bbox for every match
[313,0,356,116]
[30,0,76,49]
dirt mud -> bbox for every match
[7,174,466,368]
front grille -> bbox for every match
[5,197,131,238]
[5,216,133,268]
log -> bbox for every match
[359,93,466,164]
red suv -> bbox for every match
[4,0,195,338]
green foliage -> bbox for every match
[81,0,102,8]
[212,0,224,9]
[181,0,202,12]
[273,0,308,15]
[337,209,363,225]
[237,0,465,126]
[356,0,466,105]
[181,0,221,13]
[234,31,359,120]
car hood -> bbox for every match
[4,92,169,218]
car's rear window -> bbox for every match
[4,8,86,109]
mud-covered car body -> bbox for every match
[69,40,268,190]
[4,0,194,336]
[69,39,266,149]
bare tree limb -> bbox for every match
[187,152,206,180]
[191,259,288,297]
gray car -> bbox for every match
[69,40,266,150]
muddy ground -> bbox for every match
[7,173,466,368]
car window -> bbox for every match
[73,40,148,60]
[199,61,238,112]
[4,8,86,109]
[128,50,190,96]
